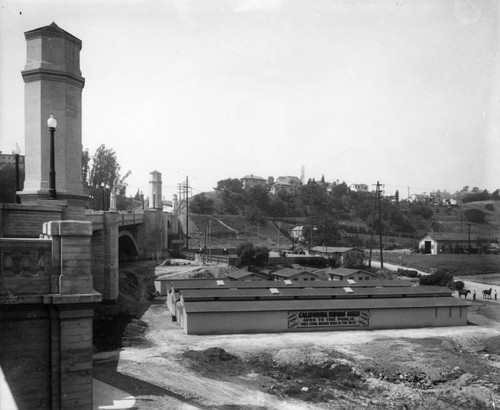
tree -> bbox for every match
[81,148,90,189]
[89,144,121,189]
[235,242,269,267]
[0,165,23,203]
[395,190,399,204]
[190,193,215,214]
[214,178,245,214]
[85,144,131,210]
[464,208,486,223]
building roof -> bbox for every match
[179,286,452,302]
[419,232,480,242]
[310,246,363,254]
[241,175,266,181]
[276,176,302,185]
[271,267,319,279]
[314,267,375,277]
[183,296,469,313]
[227,271,267,280]
[159,278,415,292]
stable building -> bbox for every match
[175,286,468,335]
[157,278,469,335]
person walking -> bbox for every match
[473,290,476,301]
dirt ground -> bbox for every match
[93,262,500,409]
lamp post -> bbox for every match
[13,143,21,204]
[106,184,110,210]
[100,182,105,210]
[47,114,57,199]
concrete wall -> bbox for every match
[0,220,101,409]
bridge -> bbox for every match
[0,23,177,409]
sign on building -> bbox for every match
[287,310,370,328]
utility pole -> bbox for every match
[179,177,191,249]
[377,181,384,268]
[468,223,471,254]
[310,183,314,249]
[368,191,377,268]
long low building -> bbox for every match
[156,278,417,315]
[158,278,470,335]
[177,297,468,335]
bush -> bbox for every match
[452,280,465,291]
[419,269,454,287]
[235,242,269,268]
[485,203,495,212]
[464,208,486,223]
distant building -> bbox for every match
[241,174,267,190]
[227,271,268,281]
[350,183,369,193]
[0,151,25,170]
[271,176,302,195]
[315,267,377,281]
[418,232,482,255]
[270,267,320,281]
[309,246,365,268]
[291,225,304,242]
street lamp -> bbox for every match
[106,184,110,210]
[100,182,105,210]
[13,143,21,204]
[47,114,57,199]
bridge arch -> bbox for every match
[119,230,140,260]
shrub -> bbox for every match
[464,208,486,223]
[485,203,495,212]
[235,242,269,267]
[452,280,465,291]
[419,269,454,287]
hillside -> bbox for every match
[181,189,500,250]
[432,200,500,239]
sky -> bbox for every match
[1,0,500,201]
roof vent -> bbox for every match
[270,288,280,294]
[284,280,292,285]
[347,279,356,285]
[343,287,354,293]
[216,280,225,286]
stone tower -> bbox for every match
[20,22,86,205]
[149,171,162,209]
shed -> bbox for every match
[418,232,481,255]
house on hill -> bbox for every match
[271,176,302,195]
[315,267,377,282]
[418,232,482,255]
[241,174,267,190]
[270,267,320,281]
[309,246,365,268]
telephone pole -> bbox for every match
[376,181,384,268]
[179,176,191,249]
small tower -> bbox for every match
[20,22,86,205]
[149,171,162,209]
